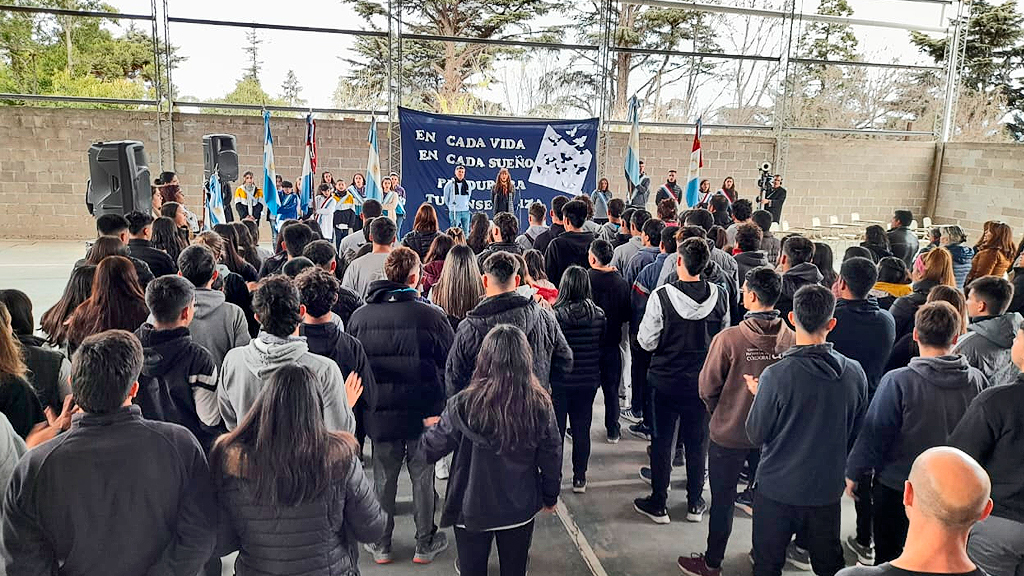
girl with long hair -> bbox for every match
[421,234,454,296]
[551,266,605,493]
[402,204,442,260]
[430,244,483,331]
[491,168,514,216]
[158,182,201,236]
[347,173,367,204]
[64,256,148,353]
[523,249,558,305]
[84,236,129,265]
[151,215,188,262]
[418,325,561,576]
[591,178,612,224]
[966,221,1016,285]
[812,242,838,289]
[719,176,738,203]
[231,221,263,270]
[889,247,955,339]
[466,212,491,254]
[233,171,265,221]
[0,302,46,440]
[211,364,384,575]
[869,257,913,310]
[861,225,893,263]
[213,224,258,282]
[40,265,96,349]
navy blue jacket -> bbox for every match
[828,298,896,396]
[746,343,868,506]
[846,355,987,491]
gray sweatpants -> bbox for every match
[969,514,1024,576]
[371,436,438,548]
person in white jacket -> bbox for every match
[314,183,339,242]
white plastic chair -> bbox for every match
[911,219,918,229]
[782,221,790,232]
[811,217,822,228]
[851,212,861,222]
[769,222,780,232]
[923,216,933,228]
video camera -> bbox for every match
[756,161,773,203]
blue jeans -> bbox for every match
[450,210,471,232]
[396,214,406,237]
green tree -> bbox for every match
[339,0,559,112]
[280,69,305,107]
[243,28,262,82]
[911,0,1024,139]
[200,76,287,115]
[798,0,858,62]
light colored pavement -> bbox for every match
[1,239,863,576]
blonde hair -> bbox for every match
[0,302,27,379]
[919,247,956,287]
[193,231,224,261]
[431,244,483,320]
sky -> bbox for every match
[103,0,969,111]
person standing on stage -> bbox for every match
[491,167,515,217]
[629,160,651,208]
[696,179,713,207]
[443,165,473,232]
[591,178,612,225]
[719,177,738,204]
[760,175,787,224]
[390,172,407,233]
[314,183,338,242]
[234,171,264,221]
[655,170,683,206]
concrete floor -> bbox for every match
[0,239,865,576]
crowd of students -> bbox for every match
[0,185,1022,576]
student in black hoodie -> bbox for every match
[533,195,568,254]
[746,284,868,576]
[633,237,729,525]
[420,325,561,576]
[545,199,596,286]
[775,235,823,329]
[551,266,606,493]
[302,240,363,327]
[733,222,768,323]
[845,301,987,565]
[949,324,1024,576]
[347,247,454,565]
[125,211,177,278]
[588,239,632,443]
[827,256,896,565]
[295,267,375,451]
[135,275,222,451]
[2,330,217,576]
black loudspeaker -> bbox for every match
[86,141,152,217]
[203,134,239,182]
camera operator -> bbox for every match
[760,174,786,223]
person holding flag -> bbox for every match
[684,118,704,208]
[205,172,227,229]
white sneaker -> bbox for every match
[435,458,450,480]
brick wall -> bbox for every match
[934,143,1024,239]
[0,106,1009,240]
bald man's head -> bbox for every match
[907,447,992,531]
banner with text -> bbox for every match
[398,107,599,232]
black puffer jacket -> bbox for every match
[446,292,573,395]
[776,263,823,329]
[418,395,561,531]
[401,230,441,260]
[552,301,605,389]
[476,241,522,270]
[16,333,68,413]
[216,457,387,576]
[889,279,939,340]
[347,280,454,442]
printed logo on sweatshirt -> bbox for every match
[745,348,783,363]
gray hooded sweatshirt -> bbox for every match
[218,333,355,432]
[954,312,1023,387]
[189,288,251,367]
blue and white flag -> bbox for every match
[684,117,704,208]
[206,173,226,228]
[262,110,280,219]
[624,95,642,188]
[299,113,317,213]
[365,116,383,201]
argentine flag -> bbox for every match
[684,118,703,208]
[624,96,641,187]
[206,173,226,228]
[299,113,317,213]
[263,111,280,220]
[365,116,383,201]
